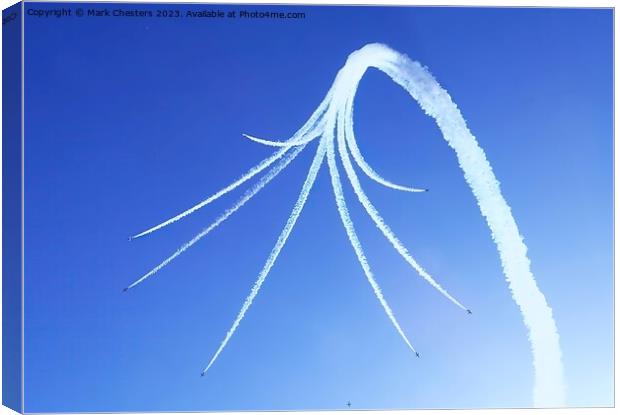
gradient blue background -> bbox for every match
[22,4,612,412]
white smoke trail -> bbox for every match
[125,145,306,291]
[131,89,333,240]
[241,88,334,148]
[201,139,327,376]
[325,130,417,355]
[247,116,427,193]
[130,42,564,406]
[242,130,321,148]
[131,147,290,240]
[344,121,427,193]
[328,55,427,198]
[336,97,468,312]
[335,43,563,406]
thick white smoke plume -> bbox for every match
[337,43,565,406]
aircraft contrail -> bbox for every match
[240,104,466,312]
[341,104,426,193]
[325,131,417,354]
[201,139,327,377]
[131,92,330,240]
[242,130,321,148]
[129,43,564,407]
[336,96,468,311]
[240,88,333,148]
[345,128,427,193]
[351,44,565,406]
[125,145,306,291]
[130,147,291,239]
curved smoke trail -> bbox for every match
[130,146,290,239]
[342,103,426,193]
[131,90,330,240]
[325,129,418,355]
[334,43,565,406]
[201,139,327,376]
[125,145,306,291]
[345,129,426,193]
[336,96,468,312]
[129,42,564,407]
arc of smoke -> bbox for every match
[124,145,306,292]
[331,52,426,195]
[243,99,425,193]
[131,90,333,241]
[244,107,426,193]
[241,88,334,148]
[246,127,426,193]
[336,97,468,312]
[347,43,564,406]
[129,42,564,407]
[325,131,417,354]
[242,130,321,148]
[201,139,327,377]
[343,117,427,193]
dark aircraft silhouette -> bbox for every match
[346,401,351,408]
[467,309,472,315]
[415,352,420,358]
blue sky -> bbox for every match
[22,4,612,412]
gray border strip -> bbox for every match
[21,0,25,412]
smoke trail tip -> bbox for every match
[398,186,428,193]
[242,132,305,147]
[242,133,271,145]
[130,231,146,240]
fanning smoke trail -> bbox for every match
[131,90,332,240]
[336,97,468,312]
[131,147,290,240]
[125,145,306,291]
[325,131,417,355]
[335,43,564,406]
[201,139,327,376]
[129,43,564,406]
